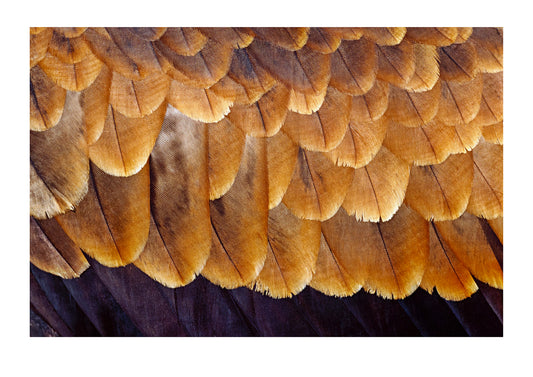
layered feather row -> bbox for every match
[30,27,503,300]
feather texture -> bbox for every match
[38,52,103,91]
[266,131,299,209]
[404,43,440,92]
[30,65,66,131]
[469,28,503,73]
[80,65,112,145]
[439,42,479,82]
[362,27,406,46]
[287,85,328,114]
[437,75,483,125]
[405,27,458,46]
[376,40,415,88]
[158,28,207,56]
[482,122,503,145]
[349,79,389,123]
[306,28,342,53]
[47,31,91,64]
[251,27,309,51]
[198,27,255,49]
[470,72,503,127]
[30,28,53,67]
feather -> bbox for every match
[282,87,351,152]
[405,152,473,221]
[253,203,321,298]
[404,43,440,92]
[30,27,52,67]
[30,91,88,219]
[198,27,255,49]
[434,212,503,289]
[342,146,410,222]
[306,27,342,53]
[330,38,377,95]
[55,27,87,38]
[128,27,167,41]
[158,28,207,56]
[89,101,166,177]
[287,85,328,114]
[323,27,363,41]
[251,27,309,51]
[349,79,389,123]
[133,108,210,287]
[202,136,268,288]
[47,31,91,64]
[326,117,387,169]
[376,39,415,88]
[247,40,330,95]
[30,27,46,34]
[405,27,458,46]
[109,70,169,118]
[436,75,483,125]
[439,42,479,82]
[56,163,150,267]
[469,28,503,73]
[420,222,478,301]
[38,52,103,91]
[385,80,441,127]
[467,140,503,219]
[361,27,406,46]
[451,121,482,153]
[167,79,232,123]
[80,65,112,145]
[470,72,503,127]
[30,65,66,131]
[482,121,503,145]
[30,217,89,279]
[227,84,289,137]
[282,148,354,221]
[208,117,246,200]
[455,27,473,43]
[488,217,503,243]
[266,131,299,209]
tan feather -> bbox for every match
[306,27,342,53]
[267,131,299,209]
[80,65,112,145]
[38,52,103,91]
[30,217,90,279]
[167,79,232,123]
[253,203,321,298]
[198,27,255,49]
[128,27,167,41]
[420,222,478,301]
[376,39,415,88]
[330,38,377,95]
[55,27,87,38]
[361,27,406,46]
[282,87,351,152]
[227,84,289,137]
[467,140,503,219]
[133,108,210,287]
[208,117,246,200]
[89,102,166,177]
[30,65,66,131]
[455,27,474,43]
[434,212,503,289]
[350,79,389,123]
[451,121,482,153]
[30,27,52,67]
[30,91,89,219]
[385,80,441,127]
[158,28,207,56]
[343,146,410,222]
[488,217,503,243]
[282,149,354,221]
[439,42,479,82]
[202,136,268,288]
[405,152,473,221]
[469,28,503,73]
[47,31,91,64]
[482,121,503,145]
[323,28,363,41]
[109,70,169,118]
[470,72,503,127]
[404,43,440,92]
[287,85,328,114]
[56,163,150,267]
[405,27,458,46]
[251,27,309,51]
[436,75,483,125]
[30,27,47,35]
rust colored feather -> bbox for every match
[158,28,207,56]
[376,39,415,88]
[251,27,309,51]
[470,72,503,127]
[208,117,246,200]
[467,140,503,219]
[287,85,328,114]
[202,136,269,288]
[282,87,351,152]
[253,203,321,298]
[482,121,503,145]
[350,79,389,123]
[47,31,91,64]
[488,217,503,243]
[227,48,276,99]
[455,27,474,43]
[323,27,363,41]
[361,27,406,46]
[306,28,342,53]
[89,102,166,177]
[267,131,299,209]
[30,217,89,279]
[127,27,167,41]
[405,27,458,46]
[56,163,150,267]
[439,42,479,82]
[330,38,377,95]
[198,27,255,49]
[55,27,87,38]
[30,91,89,219]
[405,152,474,221]
[469,28,503,73]
[420,222,478,301]
[30,65,66,131]
[282,149,354,221]
[343,146,410,222]
[30,27,52,67]
[404,43,440,92]
[437,75,484,125]
[133,108,210,287]
[227,84,290,137]
[80,65,112,145]
[38,52,103,91]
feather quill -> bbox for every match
[405,27,458,46]
[80,65,112,145]
[376,40,415,88]
[306,28,342,53]
[361,27,406,46]
[157,28,207,56]
[199,27,255,49]
[47,31,91,64]
[30,65,66,131]
[439,42,479,82]
[38,52,103,91]
[266,131,299,209]
[251,27,309,51]
[470,72,503,127]
[437,75,483,125]
[469,28,503,73]
[349,79,389,123]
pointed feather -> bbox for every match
[385,80,441,127]
[251,27,309,50]
[362,27,406,46]
[467,140,503,219]
[227,84,289,137]
[253,202,321,298]
[89,101,166,177]
[128,27,167,41]
[330,38,377,95]
[405,152,473,221]
[306,28,342,53]
[55,27,87,38]
[109,70,169,118]
[247,40,330,95]
[287,85,328,114]
[30,91,89,219]
[343,146,410,222]
[470,72,503,127]
[47,31,91,64]
[267,131,299,209]
[208,117,246,200]
[405,27,458,46]
[202,136,269,288]
[282,149,354,221]
[434,212,503,289]
[488,217,503,243]
[30,65,66,131]
[482,121,503,145]
[80,65,112,145]
[437,75,483,125]
[469,28,503,73]
[326,117,387,169]
[439,42,479,82]
[30,217,90,279]
[198,27,255,49]
[158,27,207,56]
[376,39,415,88]
[282,87,351,152]
[404,43,440,92]
[30,27,52,67]
[350,79,389,123]
[56,163,150,267]
[38,52,103,91]
[133,108,210,287]
[420,222,478,301]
